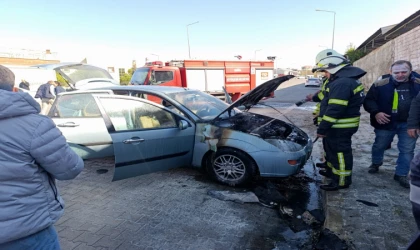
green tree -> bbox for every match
[120,72,132,85]
[119,67,136,85]
[345,43,366,64]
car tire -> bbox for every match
[207,148,257,186]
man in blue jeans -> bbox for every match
[363,60,420,188]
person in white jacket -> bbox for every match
[0,65,84,249]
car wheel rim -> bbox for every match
[213,154,246,181]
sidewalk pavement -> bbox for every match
[320,110,418,250]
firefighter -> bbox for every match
[312,49,366,191]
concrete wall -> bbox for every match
[394,25,420,71]
[354,41,394,89]
[354,25,420,89]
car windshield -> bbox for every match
[131,68,149,85]
[59,65,113,83]
[167,90,240,120]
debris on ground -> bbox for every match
[275,228,312,250]
[96,169,108,174]
[302,210,322,226]
[253,182,287,207]
[356,199,379,207]
[207,190,259,204]
[315,228,349,250]
[207,162,349,249]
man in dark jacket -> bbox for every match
[312,49,366,191]
[0,65,84,249]
[363,60,420,188]
[35,80,57,115]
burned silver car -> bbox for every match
[49,75,312,185]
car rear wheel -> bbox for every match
[207,148,257,186]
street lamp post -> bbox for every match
[151,53,159,60]
[186,21,199,59]
[254,49,262,61]
[315,9,336,49]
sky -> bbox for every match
[1,0,419,69]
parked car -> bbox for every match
[48,76,313,186]
[34,62,120,90]
[305,78,322,87]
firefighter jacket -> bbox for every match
[317,66,366,135]
[364,72,420,130]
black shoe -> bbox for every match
[319,170,331,177]
[393,175,410,188]
[368,163,382,174]
[320,183,350,191]
[316,162,327,169]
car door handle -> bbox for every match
[57,122,80,127]
[123,138,145,144]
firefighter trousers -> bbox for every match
[322,128,358,187]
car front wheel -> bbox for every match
[207,148,257,186]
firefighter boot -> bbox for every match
[368,163,382,174]
[320,182,350,191]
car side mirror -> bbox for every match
[178,120,189,130]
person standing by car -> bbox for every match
[35,80,57,115]
[363,60,420,188]
[0,65,84,249]
[55,81,66,95]
[312,49,366,191]
[19,79,30,91]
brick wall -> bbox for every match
[354,25,420,89]
[394,25,420,71]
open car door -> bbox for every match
[93,95,195,181]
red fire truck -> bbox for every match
[129,60,274,101]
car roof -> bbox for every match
[64,85,194,95]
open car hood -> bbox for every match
[32,63,119,90]
[214,75,295,119]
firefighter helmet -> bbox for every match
[313,49,350,74]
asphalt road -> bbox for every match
[271,77,320,104]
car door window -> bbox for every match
[51,93,102,118]
[98,98,177,131]
[130,91,189,119]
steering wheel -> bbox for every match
[196,106,210,117]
